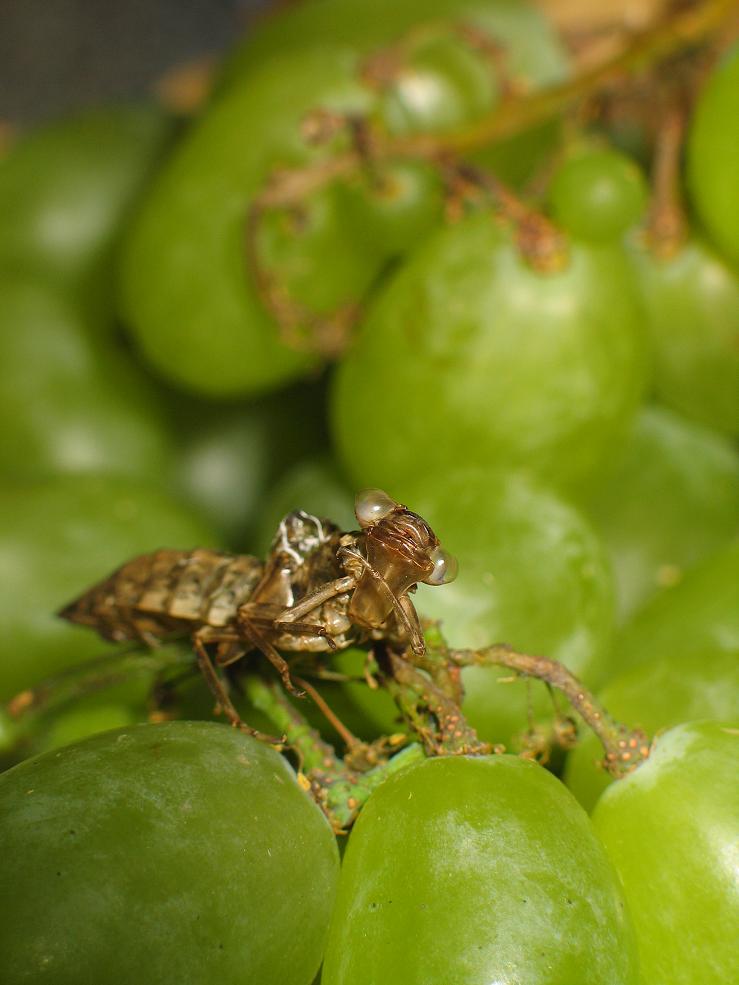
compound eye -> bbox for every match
[355,489,397,528]
[424,546,458,586]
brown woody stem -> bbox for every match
[646,101,688,257]
[450,644,651,777]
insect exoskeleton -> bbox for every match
[52,491,457,737]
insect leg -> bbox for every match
[192,631,282,744]
[261,575,356,624]
[235,617,306,698]
[242,611,340,651]
[395,593,427,655]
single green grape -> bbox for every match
[323,755,639,984]
[0,722,339,985]
[549,146,648,241]
[336,159,444,258]
[374,28,497,137]
[331,211,648,496]
[593,720,739,985]
[254,182,381,317]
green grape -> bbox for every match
[0,279,174,481]
[564,651,739,812]
[0,105,172,318]
[688,43,739,266]
[389,468,615,749]
[549,146,648,241]
[615,539,739,675]
[593,720,739,985]
[0,722,339,985]
[0,474,219,699]
[331,211,648,496]
[584,405,739,620]
[254,182,381,315]
[323,755,638,984]
[630,233,739,435]
[120,47,376,397]
[336,159,444,258]
[373,28,497,137]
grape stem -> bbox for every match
[254,0,735,212]
[449,644,651,778]
[420,0,736,157]
[243,200,363,357]
[243,673,424,831]
[246,0,732,350]
[646,101,688,257]
[444,161,568,272]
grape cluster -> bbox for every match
[0,2,737,983]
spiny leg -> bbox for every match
[236,617,305,698]
[192,632,283,745]
[261,575,356,624]
[246,614,339,651]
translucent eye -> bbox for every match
[424,547,458,586]
[355,488,398,528]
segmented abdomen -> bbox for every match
[58,548,264,643]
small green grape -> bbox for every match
[337,159,444,257]
[375,29,496,137]
[549,146,648,241]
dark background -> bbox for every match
[0,0,272,123]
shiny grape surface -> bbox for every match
[0,723,339,985]
[323,755,639,985]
